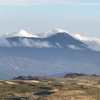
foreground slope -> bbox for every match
[0,76,100,100]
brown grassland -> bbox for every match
[0,76,100,100]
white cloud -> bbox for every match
[86,40,100,52]
[19,38,32,47]
[19,38,53,48]
[72,34,100,52]
[0,38,11,47]
[56,43,62,48]
[11,41,22,47]
[68,45,82,50]
[0,30,38,38]
[10,38,53,48]
[0,0,63,5]
[0,0,100,6]
[38,28,68,38]
[63,2,100,6]
[0,29,52,48]
[0,37,53,48]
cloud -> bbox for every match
[0,0,100,6]
[0,38,52,48]
[38,28,68,38]
[0,0,60,5]
[0,29,52,48]
[0,30,38,38]
[18,38,53,48]
[68,45,82,50]
[0,38,11,47]
[63,1,100,6]
[56,43,62,48]
[5,38,53,48]
[1,29,100,51]
[72,34,100,52]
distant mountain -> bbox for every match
[0,29,100,79]
[7,32,87,49]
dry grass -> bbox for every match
[0,76,100,100]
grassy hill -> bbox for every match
[0,76,100,100]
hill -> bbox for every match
[0,76,100,100]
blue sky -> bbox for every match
[0,0,100,38]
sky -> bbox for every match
[0,0,100,38]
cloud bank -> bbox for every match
[0,38,52,48]
[68,45,82,50]
[73,34,100,52]
[0,30,38,38]
[0,0,100,6]
[0,38,11,47]
[38,28,68,38]
[0,29,52,48]
[18,38,52,48]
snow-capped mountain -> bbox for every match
[0,29,100,79]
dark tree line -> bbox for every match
[13,75,43,80]
[64,73,99,78]
[13,73,99,80]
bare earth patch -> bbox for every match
[5,81,18,85]
[24,80,39,83]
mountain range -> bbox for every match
[0,29,100,79]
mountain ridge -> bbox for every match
[0,29,100,79]
[0,28,100,52]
